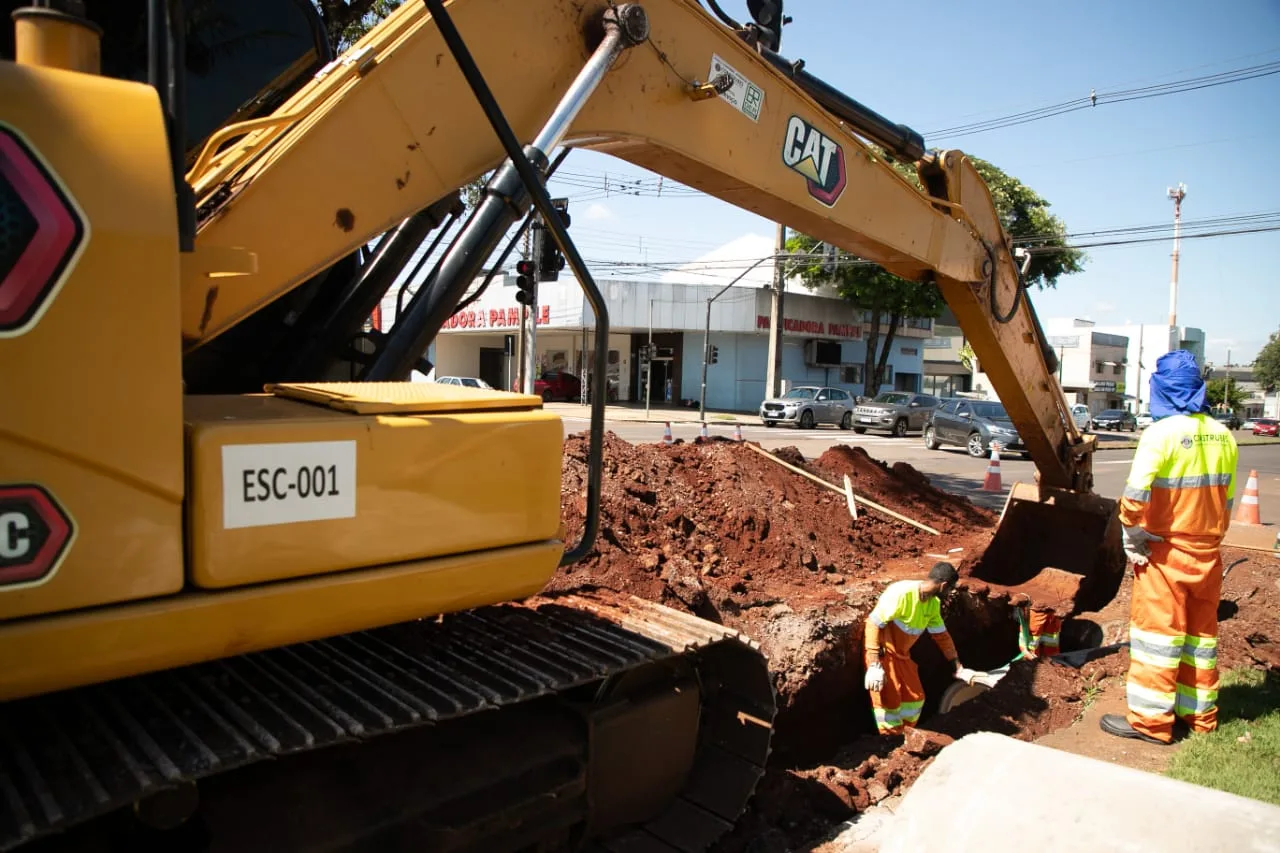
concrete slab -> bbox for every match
[878,732,1280,853]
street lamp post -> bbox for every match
[699,255,779,419]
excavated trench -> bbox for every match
[554,435,1128,851]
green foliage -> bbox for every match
[1254,331,1280,392]
[1166,668,1280,807]
[1206,377,1248,410]
[969,157,1085,289]
[312,0,404,54]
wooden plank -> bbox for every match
[743,443,940,536]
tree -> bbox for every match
[1206,378,1247,411]
[787,153,1084,395]
[313,0,404,53]
[1254,330,1280,393]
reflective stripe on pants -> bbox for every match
[1126,540,1222,742]
[868,652,925,735]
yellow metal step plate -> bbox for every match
[267,381,543,414]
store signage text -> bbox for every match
[446,305,550,330]
[757,315,862,339]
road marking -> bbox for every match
[1094,459,1137,465]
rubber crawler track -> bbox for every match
[0,594,775,852]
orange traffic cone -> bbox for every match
[981,442,1003,492]
[662,422,674,445]
[1233,469,1261,525]
[699,422,709,443]
[733,422,743,441]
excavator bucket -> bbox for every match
[968,482,1127,615]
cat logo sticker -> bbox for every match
[781,116,847,207]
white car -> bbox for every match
[1070,404,1091,432]
[435,376,494,389]
[1241,418,1257,431]
[1136,412,1154,429]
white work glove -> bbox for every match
[1122,525,1163,566]
[864,661,885,692]
[955,666,978,685]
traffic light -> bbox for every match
[537,199,571,282]
[514,259,537,305]
[709,345,719,364]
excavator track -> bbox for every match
[0,594,774,853]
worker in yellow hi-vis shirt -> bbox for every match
[1101,350,1238,746]
[863,563,973,734]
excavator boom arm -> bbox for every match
[184,0,1088,487]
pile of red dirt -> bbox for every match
[552,434,998,615]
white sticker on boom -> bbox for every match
[708,54,764,122]
[222,441,356,529]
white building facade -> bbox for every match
[385,275,932,411]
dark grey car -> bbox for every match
[923,398,1029,458]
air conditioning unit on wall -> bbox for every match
[804,339,842,367]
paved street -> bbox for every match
[556,412,1280,525]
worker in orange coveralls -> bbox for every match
[1013,597,1062,659]
[1101,349,1238,745]
[863,563,973,734]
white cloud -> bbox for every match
[658,233,777,288]
[584,203,614,221]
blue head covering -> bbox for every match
[1149,349,1209,420]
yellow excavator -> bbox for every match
[0,0,1124,849]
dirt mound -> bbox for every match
[552,434,997,616]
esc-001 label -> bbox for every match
[221,441,356,529]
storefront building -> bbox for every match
[384,275,932,411]
[970,318,1130,413]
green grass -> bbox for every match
[1164,668,1280,806]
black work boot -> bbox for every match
[1100,713,1170,745]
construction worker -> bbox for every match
[863,562,972,734]
[1013,596,1062,659]
[1101,349,1238,745]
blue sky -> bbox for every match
[542,0,1280,366]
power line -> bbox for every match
[925,59,1280,140]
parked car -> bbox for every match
[924,398,1028,458]
[759,386,855,429]
[851,392,941,437]
[1091,409,1137,432]
[1213,411,1242,430]
[1241,418,1257,431]
[1136,411,1154,429]
[1070,404,1091,433]
[529,370,582,402]
[1252,417,1278,437]
[435,375,493,389]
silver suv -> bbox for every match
[852,392,940,437]
[759,386,856,429]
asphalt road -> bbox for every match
[560,416,1280,523]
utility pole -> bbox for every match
[765,223,787,398]
[644,298,653,420]
[1226,348,1232,414]
[1136,324,1145,413]
[1167,183,1186,330]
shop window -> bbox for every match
[841,364,863,384]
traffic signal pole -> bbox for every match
[521,226,543,395]
[700,254,778,419]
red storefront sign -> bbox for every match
[756,315,862,339]
[446,304,550,330]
